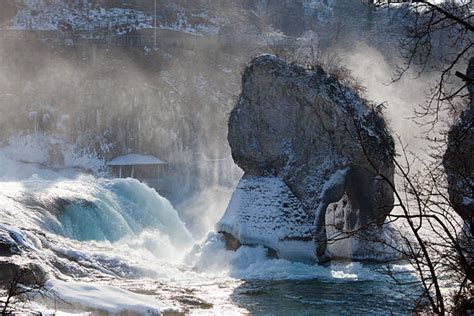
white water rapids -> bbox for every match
[0,149,416,315]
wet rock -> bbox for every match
[177,296,213,309]
[0,227,21,256]
[222,232,241,251]
[0,260,47,287]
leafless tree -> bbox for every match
[327,72,473,313]
[0,268,48,316]
[353,1,474,313]
[259,2,470,312]
[375,0,473,127]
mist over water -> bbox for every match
[0,0,447,314]
[342,45,428,148]
[0,162,417,314]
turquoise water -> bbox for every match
[0,176,419,314]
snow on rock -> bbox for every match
[159,10,219,36]
[218,55,396,263]
[0,134,107,179]
[8,0,219,36]
[10,2,152,33]
[218,176,315,263]
[43,279,180,315]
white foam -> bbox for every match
[0,144,414,314]
[186,232,408,282]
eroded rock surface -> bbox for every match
[217,55,395,262]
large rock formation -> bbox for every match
[443,58,474,235]
[217,55,395,262]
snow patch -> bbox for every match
[0,134,107,179]
[43,279,179,315]
[217,176,315,263]
[11,3,152,33]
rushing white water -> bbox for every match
[0,150,417,314]
[1,177,193,246]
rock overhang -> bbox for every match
[219,54,396,262]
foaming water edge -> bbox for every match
[0,169,415,314]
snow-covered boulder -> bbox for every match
[217,55,395,262]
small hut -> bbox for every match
[107,153,168,179]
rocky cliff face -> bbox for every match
[444,58,474,234]
[218,55,396,262]
[6,0,335,36]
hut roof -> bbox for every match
[107,153,167,166]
